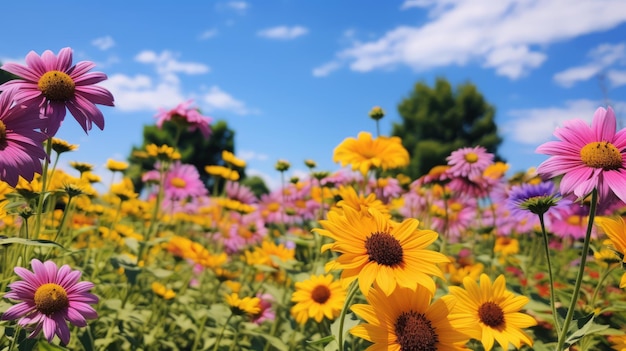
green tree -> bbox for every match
[126,120,252,194]
[392,77,503,179]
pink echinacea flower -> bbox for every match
[536,106,626,203]
[0,90,48,186]
[155,100,212,139]
[0,47,114,136]
[1,259,99,345]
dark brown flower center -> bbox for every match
[38,70,75,101]
[311,285,331,304]
[478,301,505,328]
[34,283,69,315]
[365,231,404,266]
[0,120,7,149]
[580,141,622,170]
[395,311,439,351]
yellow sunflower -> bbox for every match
[225,293,261,315]
[350,284,471,351]
[448,274,537,351]
[333,131,409,176]
[314,205,448,296]
[290,274,346,325]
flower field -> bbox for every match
[1,47,626,351]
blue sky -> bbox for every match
[3,0,626,190]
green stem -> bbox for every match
[191,314,209,351]
[555,189,598,351]
[538,212,561,335]
[337,280,360,351]
[213,313,234,351]
[33,137,53,239]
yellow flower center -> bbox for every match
[170,177,187,188]
[0,120,7,148]
[580,141,622,170]
[464,152,479,163]
[38,70,76,101]
[34,283,70,315]
[395,311,439,351]
[365,231,404,267]
[311,285,331,304]
[267,202,280,213]
[478,301,505,328]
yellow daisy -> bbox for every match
[448,274,537,351]
[106,158,129,172]
[290,274,346,325]
[595,216,626,265]
[314,205,449,296]
[333,185,390,218]
[350,285,471,351]
[333,131,409,176]
[225,293,261,315]
[151,282,176,300]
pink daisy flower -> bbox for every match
[1,259,99,345]
[0,90,48,186]
[155,99,212,139]
[163,161,208,200]
[446,146,494,179]
[536,106,626,203]
[0,47,114,136]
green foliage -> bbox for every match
[126,120,252,194]
[392,77,503,178]
[241,175,270,198]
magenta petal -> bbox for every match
[75,85,115,106]
[0,63,40,82]
[604,170,626,203]
[42,316,57,342]
[53,313,71,345]
[1,302,35,320]
[56,47,74,72]
[66,307,87,327]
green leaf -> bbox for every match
[0,237,65,249]
[563,313,610,349]
[36,341,69,350]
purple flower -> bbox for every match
[1,47,114,136]
[0,90,48,186]
[1,259,99,344]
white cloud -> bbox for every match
[554,43,626,87]
[312,61,342,77]
[227,1,248,12]
[328,0,626,79]
[99,74,185,111]
[99,50,253,115]
[202,86,253,115]
[505,99,602,144]
[199,29,218,40]
[257,26,309,40]
[239,150,269,161]
[553,65,602,88]
[135,50,210,75]
[608,69,626,87]
[91,36,115,51]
